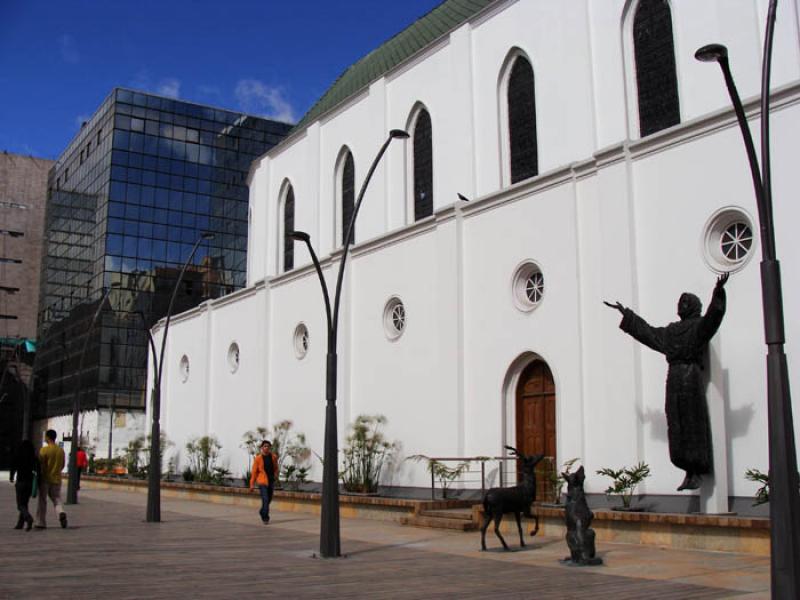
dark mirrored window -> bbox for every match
[341,150,355,245]
[413,109,433,221]
[283,185,295,272]
[634,0,680,136]
[36,88,292,416]
[508,55,538,184]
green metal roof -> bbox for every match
[292,0,497,132]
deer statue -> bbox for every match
[480,446,545,551]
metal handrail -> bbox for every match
[422,456,523,500]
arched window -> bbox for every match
[338,149,355,246]
[507,55,538,184]
[412,108,433,221]
[282,184,295,272]
[633,0,680,136]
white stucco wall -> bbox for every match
[152,0,800,500]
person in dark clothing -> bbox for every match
[605,273,728,491]
[9,439,40,531]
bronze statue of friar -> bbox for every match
[604,273,728,491]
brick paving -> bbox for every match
[0,482,769,599]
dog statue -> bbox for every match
[562,466,602,566]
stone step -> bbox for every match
[419,508,474,521]
[400,514,479,531]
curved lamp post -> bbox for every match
[289,128,409,558]
[146,231,214,522]
[696,1,800,596]
[66,281,121,504]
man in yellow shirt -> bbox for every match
[36,430,68,529]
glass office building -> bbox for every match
[35,88,291,419]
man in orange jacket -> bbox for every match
[249,440,278,524]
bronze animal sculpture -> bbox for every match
[480,446,544,551]
[562,466,602,566]
[604,273,728,490]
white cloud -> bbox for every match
[59,34,79,63]
[130,70,181,98]
[234,79,295,123]
[157,78,181,99]
[130,68,151,91]
[197,84,221,98]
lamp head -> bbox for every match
[389,129,410,140]
[289,230,311,243]
[201,232,215,241]
[695,44,728,63]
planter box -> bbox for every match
[81,476,769,555]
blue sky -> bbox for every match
[0,0,443,159]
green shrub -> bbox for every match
[596,462,651,509]
[124,435,146,475]
[408,455,470,499]
[745,468,770,506]
[547,457,580,504]
[240,426,268,478]
[340,415,397,494]
[185,435,223,483]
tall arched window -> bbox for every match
[338,149,355,246]
[633,0,680,136]
[412,108,433,221]
[507,55,538,184]
[282,184,295,272]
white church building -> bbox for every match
[150,0,800,511]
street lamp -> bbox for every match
[696,2,800,596]
[290,128,409,558]
[146,231,214,523]
[66,281,121,504]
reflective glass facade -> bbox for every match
[35,89,291,417]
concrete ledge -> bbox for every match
[82,476,472,523]
[473,504,770,556]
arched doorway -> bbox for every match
[515,359,556,501]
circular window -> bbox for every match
[703,208,756,273]
[227,342,240,373]
[512,261,545,311]
[179,355,190,383]
[293,323,309,359]
[383,297,406,340]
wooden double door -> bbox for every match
[515,359,556,501]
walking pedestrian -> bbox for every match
[9,439,39,531]
[76,447,88,490]
[249,440,278,524]
[35,430,68,529]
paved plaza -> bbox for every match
[0,481,769,599]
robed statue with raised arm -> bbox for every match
[604,274,728,491]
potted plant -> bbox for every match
[94,457,110,475]
[408,455,471,499]
[340,414,397,494]
[185,435,223,483]
[240,426,268,485]
[269,420,312,489]
[545,457,580,505]
[745,468,770,506]
[596,461,651,511]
